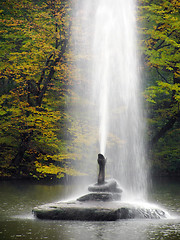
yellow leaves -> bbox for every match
[0,0,75,179]
[144,79,180,106]
[35,161,64,178]
[174,70,180,79]
[157,82,172,95]
[0,89,63,144]
[34,160,83,178]
[0,93,12,102]
[0,18,24,27]
[0,29,8,34]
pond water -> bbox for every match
[0,178,179,240]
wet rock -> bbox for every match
[77,192,121,202]
[33,201,167,221]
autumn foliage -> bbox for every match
[0,0,79,179]
[0,0,179,179]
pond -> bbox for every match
[0,178,179,240]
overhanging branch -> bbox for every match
[150,111,180,147]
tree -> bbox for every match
[138,0,180,175]
[0,0,79,179]
[138,0,180,143]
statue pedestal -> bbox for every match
[77,178,122,202]
[32,154,167,221]
[88,179,122,193]
[78,179,122,202]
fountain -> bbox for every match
[33,154,167,220]
[33,0,170,220]
[72,0,148,200]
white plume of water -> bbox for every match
[72,0,148,200]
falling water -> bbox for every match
[72,0,148,200]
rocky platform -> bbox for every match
[33,200,167,221]
[33,154,168,221]
[33,178,167,221]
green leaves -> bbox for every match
[138,0,180,175]
[139,0,180,110]
[0,0,74,179]
[139,0,180,71]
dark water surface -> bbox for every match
[0,179,179,240]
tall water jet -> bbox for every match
[33,0,172,222]
[72,0,147,200]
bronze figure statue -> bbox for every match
[97,153,106,184]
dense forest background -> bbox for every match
[0,0,179,180]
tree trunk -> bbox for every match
[150,70,180,147]
[11,132,32,167]
[150,111,180,147]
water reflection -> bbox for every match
[0,217,180,240]
[146,221,180,240]
[0,179,179,240]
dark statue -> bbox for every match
[97,153,106,184]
